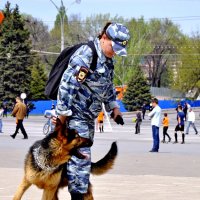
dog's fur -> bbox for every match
[13,118,117,200]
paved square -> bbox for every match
[0,109,200,199]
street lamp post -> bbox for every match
[49,0,65,52]
[49,0,81,52]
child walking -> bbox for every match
[162,113,171,143]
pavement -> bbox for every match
[0,109,200,200]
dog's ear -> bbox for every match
[55,118,62,130]
[55,118,67,132]
[56,118,67,142]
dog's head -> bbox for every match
[52,118,92,159]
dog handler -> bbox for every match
[53,22,130,200]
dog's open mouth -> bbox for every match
[71,149,87,159]
[71,137,93,159]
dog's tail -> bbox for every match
[91,142,117,175]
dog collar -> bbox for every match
[33,146,59,172]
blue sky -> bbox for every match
[1,0,200,35]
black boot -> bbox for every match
[173,133,178,143]
[70,193,84,200]
[10,133,17,139]
[99,127,101,133]
[181,133,185,144]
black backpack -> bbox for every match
[45,41,98,100]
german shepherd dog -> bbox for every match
[13,118,117,200]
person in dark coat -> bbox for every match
[141,103,146,120]
[135,109,142,134]
[10,97,28,139]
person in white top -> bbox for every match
[186,102,191,110]
[185,108,198,135]
[148,98,162,152]
[0,106,4,133]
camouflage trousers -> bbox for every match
[66,114,95,193]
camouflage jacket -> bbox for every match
[56,38,118,120]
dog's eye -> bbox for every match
[67,134,75,142]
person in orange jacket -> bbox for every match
[161,113,171,143]
[97,111,104,133]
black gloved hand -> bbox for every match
[115,115,124,125]
[110,112,124,125]
[110,111,114,119]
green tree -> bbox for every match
[0,2,33,106]
[160,66,174,87]
[23,14,54,71]
[114,17,152,86]
[23,14,50,51]
[144,19,183,87]
[122,66,151,111]
[49,2,69,53]
[174,34,200,98]
[30,57,47,100]
[84,14,114,40]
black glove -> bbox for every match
[111,112,124,125]
[115,115,124,125]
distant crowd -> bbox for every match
[134,100,199,152]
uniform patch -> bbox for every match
[76,66,89,82]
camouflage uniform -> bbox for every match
[56,23,130,194]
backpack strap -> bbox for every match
[87,41,98,71]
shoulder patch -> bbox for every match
[76,66,89,82]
